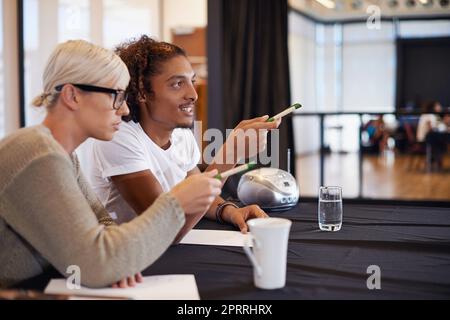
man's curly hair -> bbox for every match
[115,35,186,123]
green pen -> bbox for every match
[215,162,257,180]
[267,103,302,122]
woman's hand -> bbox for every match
[222,116,281,163]
[221,204,269,233]
[170,170,222,215]
[112,272,143,288]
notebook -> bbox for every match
[44,274,200,300]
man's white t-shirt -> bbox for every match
[88,120,200,224]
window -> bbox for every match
[289,12,450,201]
[342,22,396,113]
[0,0,4,138]
[24,0,88,127]
[399,20,450,39]
[289,12,317,112]
[58,0,90,42]
[23,0,161,127]
[103,0,160,49]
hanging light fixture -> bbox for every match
[351,0,363,10]
[419,0,434,6]
[315,0,336,9]
[387,0,399,7]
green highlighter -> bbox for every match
[215,162,257,180]
[267,103,302,122]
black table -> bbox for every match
[11,202,450,300]
[143,202,450,300]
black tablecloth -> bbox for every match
[142,202,450,300]
[12,202,450,300]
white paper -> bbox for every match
[44,274,200,300]
[180,229,252,247]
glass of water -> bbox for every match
[318,186,343,231]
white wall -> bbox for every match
[162,0,207,42]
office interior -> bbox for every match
[1,0,448,204]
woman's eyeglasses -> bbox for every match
[55,84,128,110]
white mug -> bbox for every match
[243,217,292,290]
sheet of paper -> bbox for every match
[45,274,200,300]
[180,229,252,247]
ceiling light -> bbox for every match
[387,0,399,8]
[351,0,363,10]
[419,0,433,6]
[315,0,336,9]
[405,0,416,7]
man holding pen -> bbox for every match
[86,36,281,241]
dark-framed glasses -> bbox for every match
[55,84,128,110]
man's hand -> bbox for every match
[170,170,222,214]
[221,116,281,163]
[112,272,143,288]
[221,205,269,233]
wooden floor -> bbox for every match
[296,152,450,200]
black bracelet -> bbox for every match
[215,201,239,224]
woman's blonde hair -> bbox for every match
[32,40,130,108]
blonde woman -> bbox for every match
[0,40,222,289]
